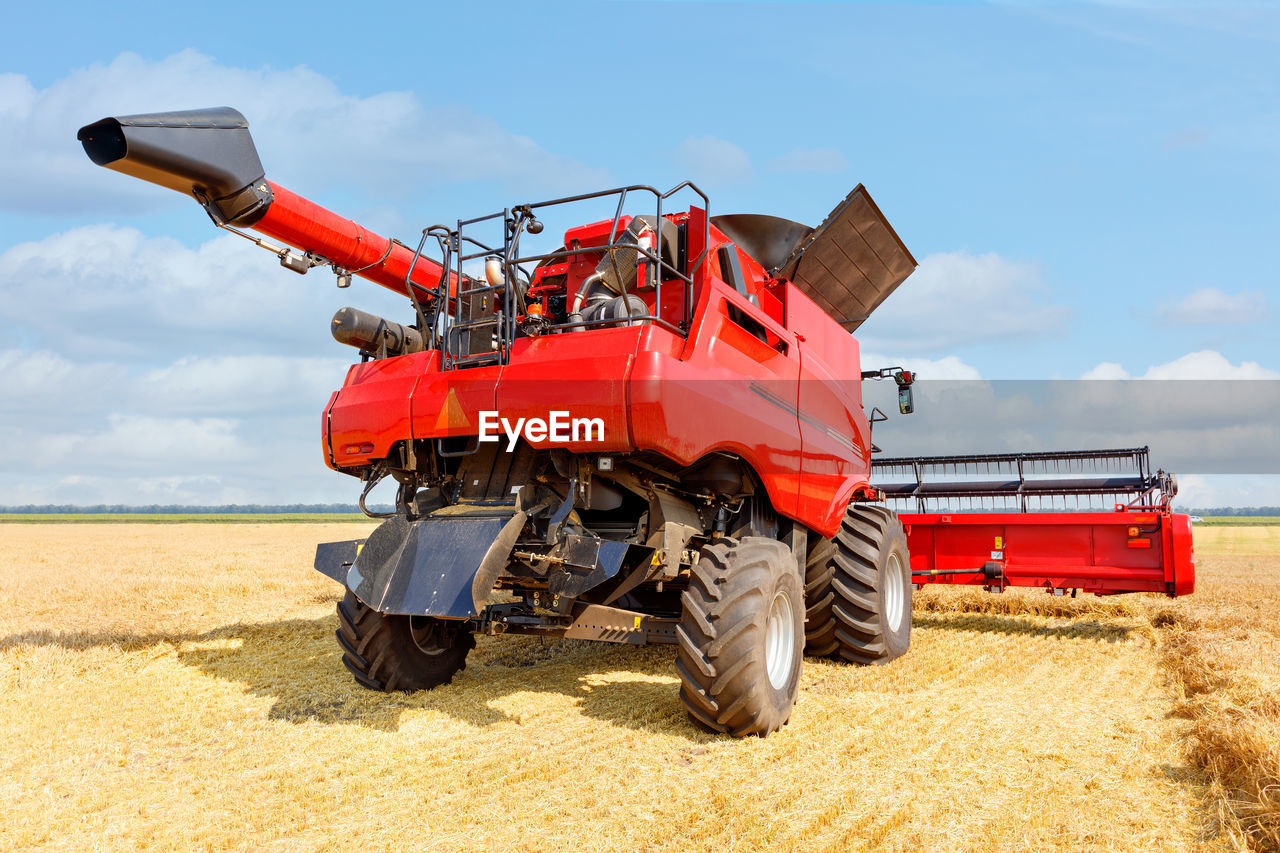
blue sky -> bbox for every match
[0,1,1276,506]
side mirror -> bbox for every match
[894,370,915,415]
[862,366,917,415]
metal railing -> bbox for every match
[406,183,710,370]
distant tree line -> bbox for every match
[1178,507,1280,516]
[0,504,394,514]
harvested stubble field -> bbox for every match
[1,524,1276,852]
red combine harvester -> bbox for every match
[78,108,1193,737]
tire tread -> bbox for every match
[335,590,474,692]
[676,537,802,737]
[802,504,911,665]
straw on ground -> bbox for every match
[1,524,1276,851]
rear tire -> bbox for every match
[335,590,475,691]
[803,504,911,664]
[676,536,804,737]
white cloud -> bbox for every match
[676,136,752,184]
[76,413,241,463]
[0,50,607,216]
[1080,349,1280,379]
[864,372,1280,484]
[857,250,1073,354]
[0,224,416,361]
[1142,350,1279,379]
[1155,287,1267,325]
[769,147,848,173]
[1,472,254,507]
[139,355,350,414]
[1174,475,1280,510]
[0,467,335,507]
[0,397,341,504]
[1079,361,1130,380]
[0,219,403,506]
[0,349,349,421]
[0,345,356,503]
[8,411,241,474]
[0,349,126,409]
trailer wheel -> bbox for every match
[335,590,475,691]
[675,536,804,737]
[803,504,911,664]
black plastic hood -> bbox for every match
[77,107,273,226]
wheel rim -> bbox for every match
[884,552,905,633]
[764,589,796,689]
[409,616,449,657]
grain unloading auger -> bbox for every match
[79,107,1194,737]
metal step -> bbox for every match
[447,351,502,368]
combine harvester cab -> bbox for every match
[79,107,1193,738]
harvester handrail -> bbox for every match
[426,181,710,370]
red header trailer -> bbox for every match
[874,447,1194,597]
[901,509,1194,597]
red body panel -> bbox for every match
[322,264,871,537]
[786,282,871,535]
[494,329,644,452]
[631,278,804,520]
[900,509,1195,597]
[325,350,439,468]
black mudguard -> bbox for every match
[314,539,362,583]
[313,498,637,620]
[340,508,525,619]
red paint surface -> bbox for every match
[318,259,873,536]
[256,182,451,302]
[900,509,1195,597]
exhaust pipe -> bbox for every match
[331,306,425,357]
[77,107,273,227]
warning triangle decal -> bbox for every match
[434,387,471,431]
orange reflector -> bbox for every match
[1128,526,1140,537]
[1128,538,1152,549]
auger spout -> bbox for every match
[77,107,446,301]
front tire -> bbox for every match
[676,536,804,737]
[335,590,475,691]
[803,504,911,664]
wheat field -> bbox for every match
[1,523,1276,851]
